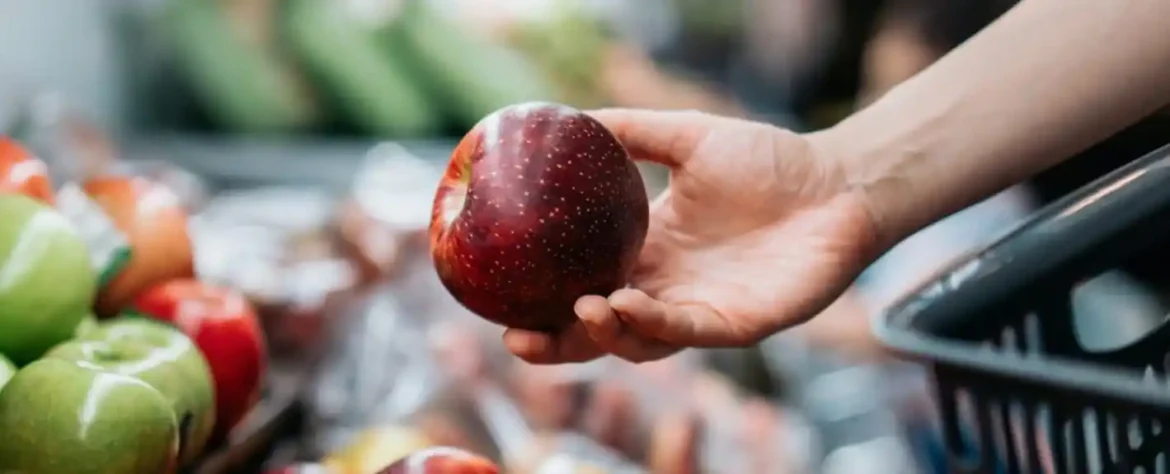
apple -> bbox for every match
[0,194,96,365]
[0,353,14,391]
[74,312,99,338]
[377,447,499,474]
[0,137,55,204]
[429,102,649,330]
[132,279,268,442]
[0,358,179,474]
[45,317,216,467]
[82,175,194,316]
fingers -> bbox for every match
[586,108,708,168]
[576,295,679,363]
[503,321,604,364]
[606,289,770,347]
[506,287,774,364]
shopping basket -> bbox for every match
[876,143,1170,474]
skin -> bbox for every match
[46,319,217,467]
[0,354,14,391]
[0,194,96,365]
[505,0,1170,364]
[0,358,179,474]
[133,279,268,442]
[432,103,649,331]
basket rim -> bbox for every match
[875,142,1170,412]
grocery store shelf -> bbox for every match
[125,133,458,192]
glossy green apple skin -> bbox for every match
[46,318,217,467]
[74,312,99,338]
[0,358,179,474]
[0,194,97,365]
[0,353,14,391]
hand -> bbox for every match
[503,109,879,363]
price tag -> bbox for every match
[55,183,132,287]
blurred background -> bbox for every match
[5,0,1170,472]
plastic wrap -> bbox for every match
[191,187,358,358]
[302,270,501,472]
[335,143,446,286]
[502,350,816,474]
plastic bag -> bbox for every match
[303,279,500,469]
[191,186,359,358]
[505,352,817,474]
[336,143,446,286]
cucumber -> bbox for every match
[165,0,319,134]
[283,0,441,137]
[393,0,557,127]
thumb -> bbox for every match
[586,108,708,168]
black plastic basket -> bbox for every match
[877,143,1170,474]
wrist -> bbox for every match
[806,118,929,256]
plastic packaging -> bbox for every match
[503,351,816,474]
[191,186,358,358]
[335,143,446,286]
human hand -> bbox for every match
[503,109,880,364]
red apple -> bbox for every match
[377,447,499,474]
[0,137,54,204]
[84,176,194,316]
[429,102,649,331]
[133,279,268,442]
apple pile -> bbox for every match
[430,102,649,330]
[0,137,267,473]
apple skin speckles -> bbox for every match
[429,102,649,331]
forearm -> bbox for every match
[812,0,1170,252]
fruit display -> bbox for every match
[0,133,278,471]
[132,279,268,443]
[44,318,216,466]
[82,175,195,316]
[430,102,649,331]
[0,137,55,204]
[0,354,14,391]
[0,194,95,366]
[0,358,180,474]
[0,114,833,472]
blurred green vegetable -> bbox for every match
[165,0,320,134]
[283,0,441,137]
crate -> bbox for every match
[876,143,1170,474]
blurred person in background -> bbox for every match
[500,0,1170,365]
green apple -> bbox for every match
[74,312,99,338]
[0,194,96,365]
[0,358,178,473]
[45,317,217,467]
[0,353,14,391]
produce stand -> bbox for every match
[877,143,1170,473]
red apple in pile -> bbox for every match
[133,279,268,442]
[83,175,195,316]
[430,102,649,331]
[377,447,499,474]
[0,137,54,204]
